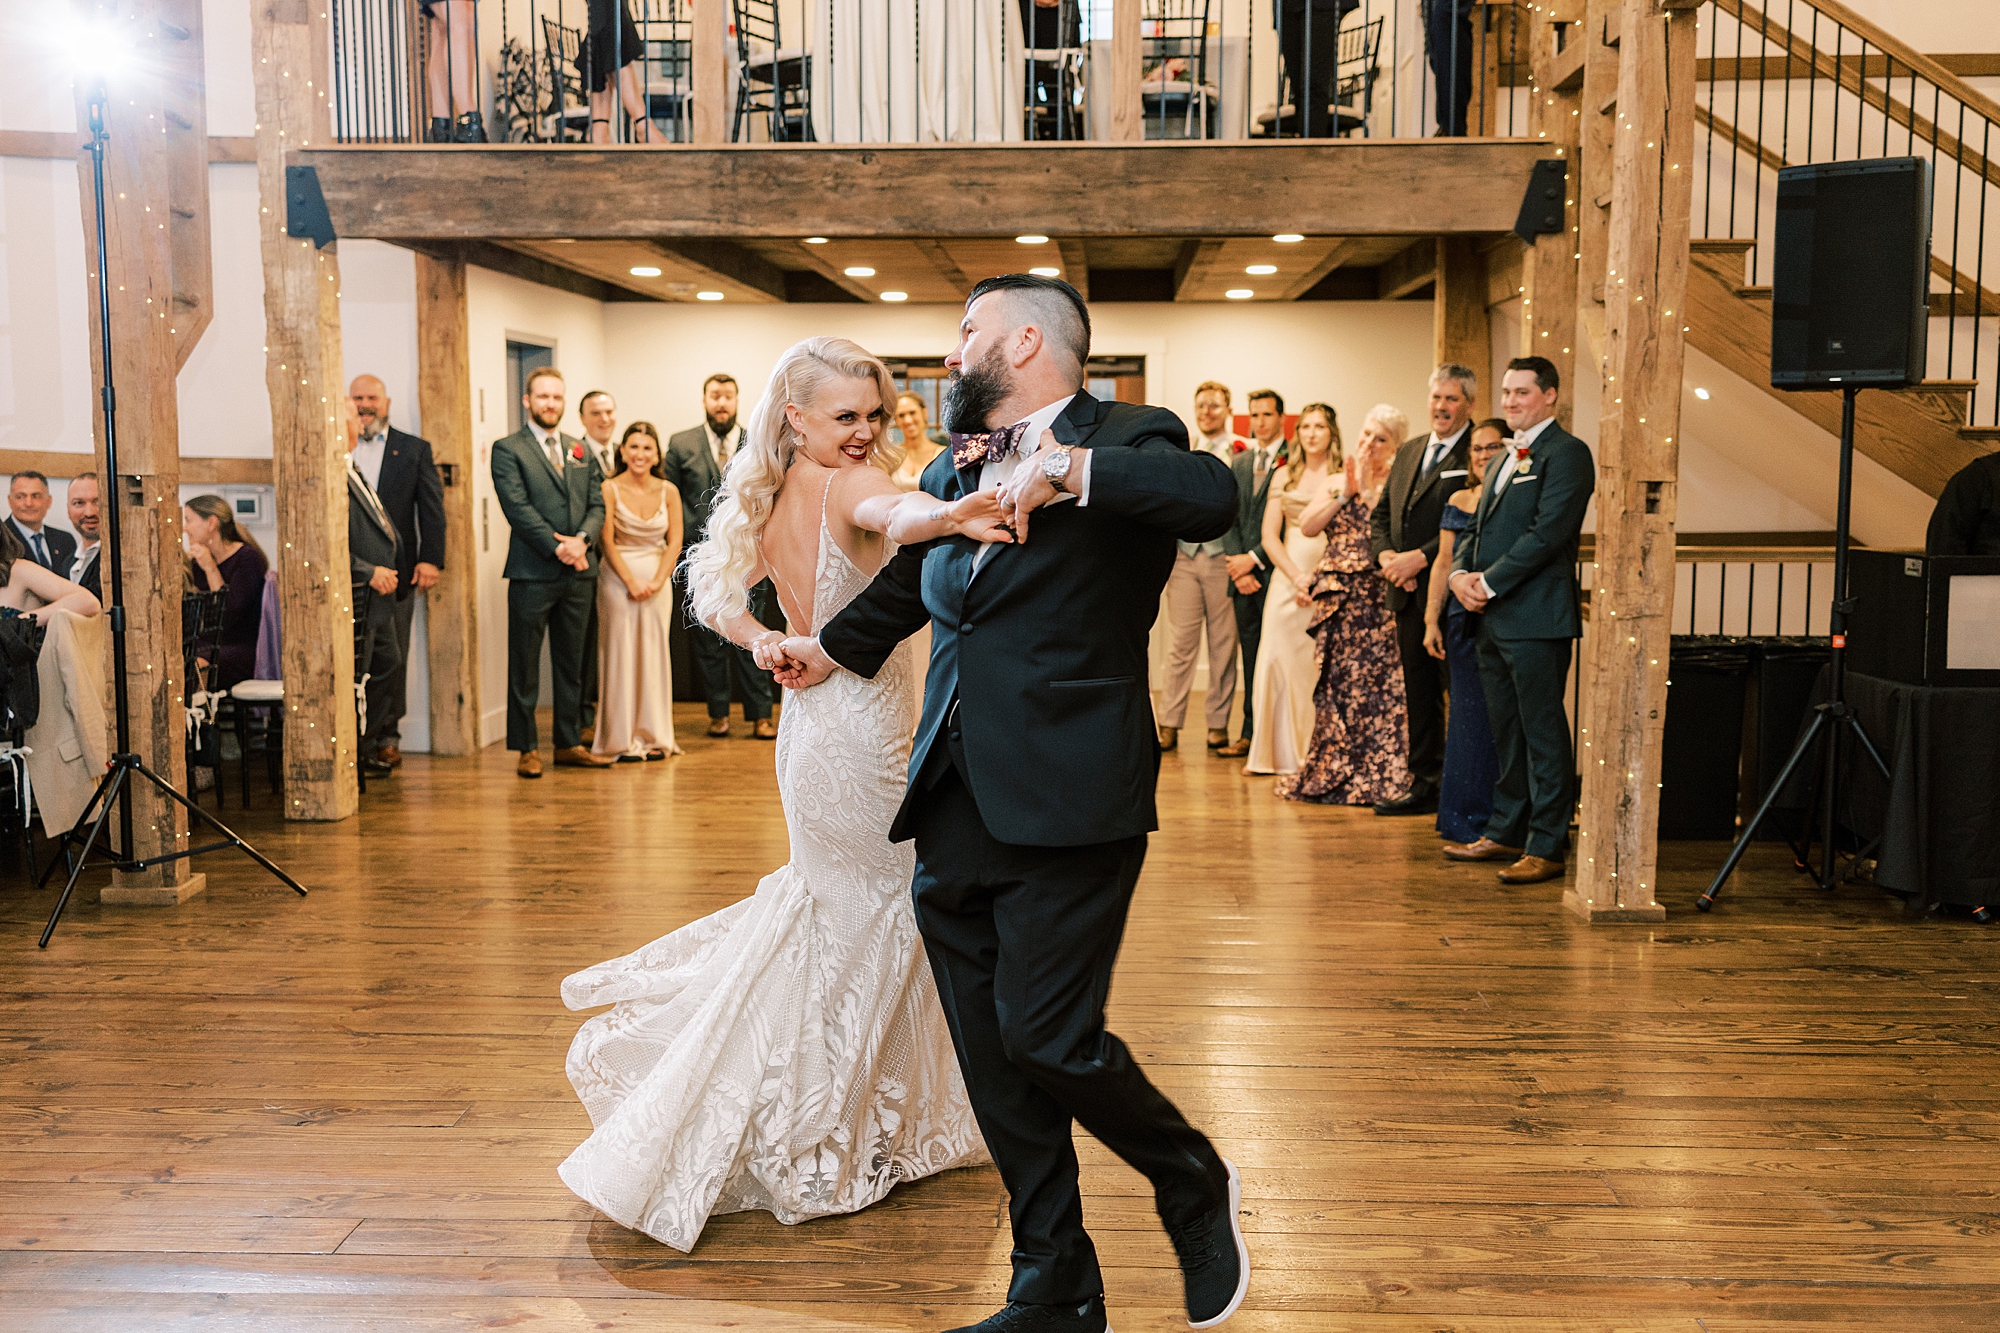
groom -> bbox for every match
[775,275,1248,1332]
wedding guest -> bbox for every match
[7,473,76,576]
[0,522,98,624]
[1243,401,1338,777]
[345,396,404,780]
[418,0,484,142]
[66,471,102,600]
[1371,363,1477,817]
[1927,449,2000,556]
[492,365,615,778]
[593,422,684,762]
[665,373,779,740]
[183,494,268,691]
[577,388,624,735]
[582,0,667,142]
[1446,357,1595,886]
[1425,418,1507,844]
[349,374,446,771]
[1159,380,1247,753]
[890,392,948,490]
[1216,388,1288,759]
[1277,404,1409,804]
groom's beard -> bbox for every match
[941,347,1011,433]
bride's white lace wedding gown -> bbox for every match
[558,502,985,1252]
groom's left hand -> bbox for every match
[769,635,837,690]
[996,430,1071,544]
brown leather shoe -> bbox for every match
[754,719,778,740]
[1206,729,1230,750]
[1442,837,1525,863]
[553,746,616,769]
[1214,737,1251,759]
[516,750,543,780]
[1498,854,1567,885]
[376,744,403,769]
[707,717,731,738]
[1158,725,1178,752]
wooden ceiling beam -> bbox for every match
[649,238,787,302]
[1279,238,1361,300]
[1055,238,1089,301]
[295,141,1550,241]
[911,239,972,299]
[1377,239,1438,300]
[1172,239,1221,301]
[786,244,889,304]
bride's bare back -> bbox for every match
[760,461,893,636]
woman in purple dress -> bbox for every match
[1275,405,1411,806]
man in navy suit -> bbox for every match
[1214,390,1287,759]
[7,472,76,577]
[1444,356,1595,885]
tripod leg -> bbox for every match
[1819,705,1844,893]
[1843,712,1894,782]
[39,767,129,948]
[127,760,308,896]
[36,768,123,889]
[1699,712,1827,912]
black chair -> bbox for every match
[637,1,694,142]
[1255,14,1383,138]
[181,589,228,807]
[540,16,596,141]
[731,0,812,142]
[228,572,284,807]
[1022,0,1089,141]
[1141,0,1214,140]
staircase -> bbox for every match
[1689,0,2000,497]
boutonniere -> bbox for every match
[1513,442,1532,475]
[1231,439,1247,454]
[569,444,585,463]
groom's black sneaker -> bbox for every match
[943,1295,1110,1333]
[1165,1157,1249,1328]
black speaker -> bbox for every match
[1770,158,1931,389]
[1846,548,2000,686]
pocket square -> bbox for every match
[1510,475,1540,484]
[1441,469,1468,478]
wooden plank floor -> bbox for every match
[4,700,1997,1332]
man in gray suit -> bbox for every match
[663,372,778,740]
[491,366,615,778]
[1445,356,1595,886]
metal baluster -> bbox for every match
[1775,563,1786,635]
[1690,562,1700,635]
[1947,102,1967,385]
[1750,0,1771,280]
[1803,7,1815,163]
[1728,0,1744,234]
[1974,118,1991,427]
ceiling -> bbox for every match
[489,233,1437,307]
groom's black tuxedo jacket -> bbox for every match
[820,392,1237,849]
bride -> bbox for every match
[558,337,1012,1251]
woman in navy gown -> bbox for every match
[1425,419,1507,844]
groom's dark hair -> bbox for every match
[967,273,1091,374]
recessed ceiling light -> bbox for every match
[1015,234,1049,245]
[880,291,909,302]
[804,236,829,244]
[1273,233,1304,243]
[1694,386,1711,399]
[553,238,577,244]
[1225,289,1254,300]
[843,266,876,277]
[1029,266,1061,278]
[696,291,724,301]
[1245,264,1277,275]
[629,265,662,277]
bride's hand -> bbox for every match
[949,489,1017,545]
[770,635,837,690]
[750,631,791,671]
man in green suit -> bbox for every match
[1443,356,1594,885]
[491,366,614,778]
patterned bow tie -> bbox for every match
[949,420,1032,471]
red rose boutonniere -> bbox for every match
[1231,439,1248,454]
[570,443,585,463]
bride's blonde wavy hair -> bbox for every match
[689,337,904,632]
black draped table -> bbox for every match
[1776,670,2000,908]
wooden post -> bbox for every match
[693,0,727,144]
[414,253,479,756]
[1111,0,1142,142]
[1575,0,1621,363]
[1566,0,1699,924]
[253,0,359,821]
[1521,1,1584,429]
[78,0,208,906]
[1434,236,1491,384]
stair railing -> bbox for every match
[1692,0,1999,427]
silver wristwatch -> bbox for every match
[1041,445,1074,493]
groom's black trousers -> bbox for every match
[910,724,1226,1305]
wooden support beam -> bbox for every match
[1377,239,1437,300]
[1055,238,1090,301]
[1434,237,1490,379]
[1111,0,1142,142]
[1568,0,1699,926]
[414,254,479,757]
[162,0,212,371]
[254,0,359,821]
[295,141,1554,241]
[911,239,971,299]
[1281,238,1361,300]
[649,239,787,302]
[0,451,271,486]
[75,0,204,905]
[1173,239,1225,301]
[1521,0,1585,429]
[1574,0,1621,362]
[693,0,726,144]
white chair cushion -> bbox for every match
[232,679,285,703]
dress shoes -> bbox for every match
[553,746,616,769]
[1372,782,1439,817]
[516,750,543,780]
[1214,737,1250,759]
[1166,1157,1249,1328]
[1441,837,1523,863]
[375,744,403,769]
[1206,729,1230,750]
[707,717,731,738]
[361,756,393,778]
[1498,854,1567,885]
[1158,725,1179,752]
[754,719,779,741]
[942,1295,1109,1333]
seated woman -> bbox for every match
[1425,418,1508,844]
[889,392,949,491]
[183,494,269,691]
[0,523,101,624]
[1274,403,1411,805]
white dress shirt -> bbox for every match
[1419,422,1470,477]
[706,422,744,472]
[972,394,1090,575]
[583,435,615,478]
[70,541,98,585]
[529,419,566,475]
[351,426,389,494]
[1473,415,1558,599]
